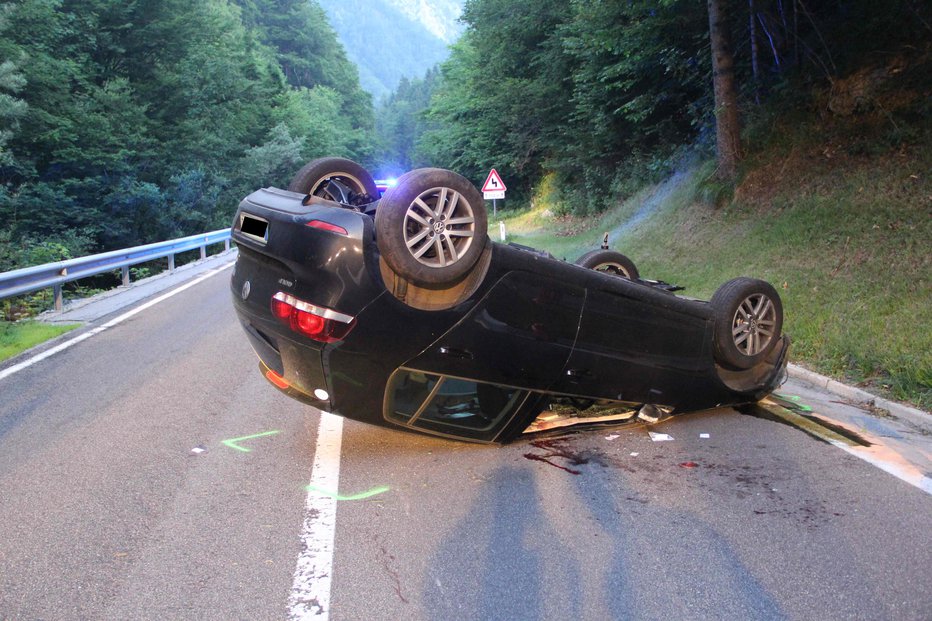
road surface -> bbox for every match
[1,266,930,620]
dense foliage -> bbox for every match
[0,0,373,272]
[373,68,440,177]
[2,0,929,275]
[379,0,930,211]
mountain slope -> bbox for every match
[318,0,462,99]
[384,0,463,43]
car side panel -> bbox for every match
[559,285,718,407]
[403,270,585,392]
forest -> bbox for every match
[0,0,374,273]
[1,0,930,274]
[381,0,930,210]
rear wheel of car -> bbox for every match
[575,249,640,280]
[375,168,488,287]
[287,157,379,206]
[710,277,783,370]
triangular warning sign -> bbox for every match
[481,169,507,193]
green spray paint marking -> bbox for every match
[774,394,813,412]
[306,484,390,501]
[221,430,281,452]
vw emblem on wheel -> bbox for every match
[241,280,251,300]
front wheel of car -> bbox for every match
[710,277,783,370]
[375,168,488,287]
[287,157,380,206]
[575,249,640,280]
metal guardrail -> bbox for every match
[0,229,232,312]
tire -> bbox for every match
[710,277,783,370]
[375,168,488,287]
[287,157,379,206]
[575,249,640,280]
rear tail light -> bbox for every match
[306,219,348,236]
[271,292,355,343]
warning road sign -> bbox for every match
[481,169,507,194]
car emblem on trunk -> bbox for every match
[241,280,251,300]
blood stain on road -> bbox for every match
[523,439,593,475]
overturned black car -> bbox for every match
[230,157,789,443]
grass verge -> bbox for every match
[499,121,930,409]
[0,321,80,362]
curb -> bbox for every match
[787,363,931,431]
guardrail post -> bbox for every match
[224,239,230,251]
[200,246,206,260]
[121,266,130,287]
[53,284,63,312]
[168,254,175,273]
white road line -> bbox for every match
[761,401,932,496]
[831,440,932,496]
[0,262,234,383]
[289,412,344,620]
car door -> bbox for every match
[390,270,585,441]
[404,270,585,389]
[556,279,712,406]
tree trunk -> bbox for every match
[749,0,760,103]
[708,0,742,180]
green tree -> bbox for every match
[0,0,376,269]
[375,68,440,175]
[419,0,575,199]
[0,59,26,167]
[233,0,374,154]
[561,0,711,200]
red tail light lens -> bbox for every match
[270,292,356,343]
[271,296,292,320]
[265,368,290,389]
[306,219,348,236]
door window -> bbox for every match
[385,369,530,442]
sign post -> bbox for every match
[481,168,507,217]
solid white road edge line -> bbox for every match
[0,262,234,383]
[289,412,344,620]
[830,439,932,496]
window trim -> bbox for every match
[383,367,535,443]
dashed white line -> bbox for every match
[289,412,344,620]
[0,262,234,383]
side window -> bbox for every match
[385,369,530,442]
[386,371,441,423]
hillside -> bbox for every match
[317,0,462,99]
[501,113,931,410]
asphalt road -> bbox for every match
[1,269,930,620]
